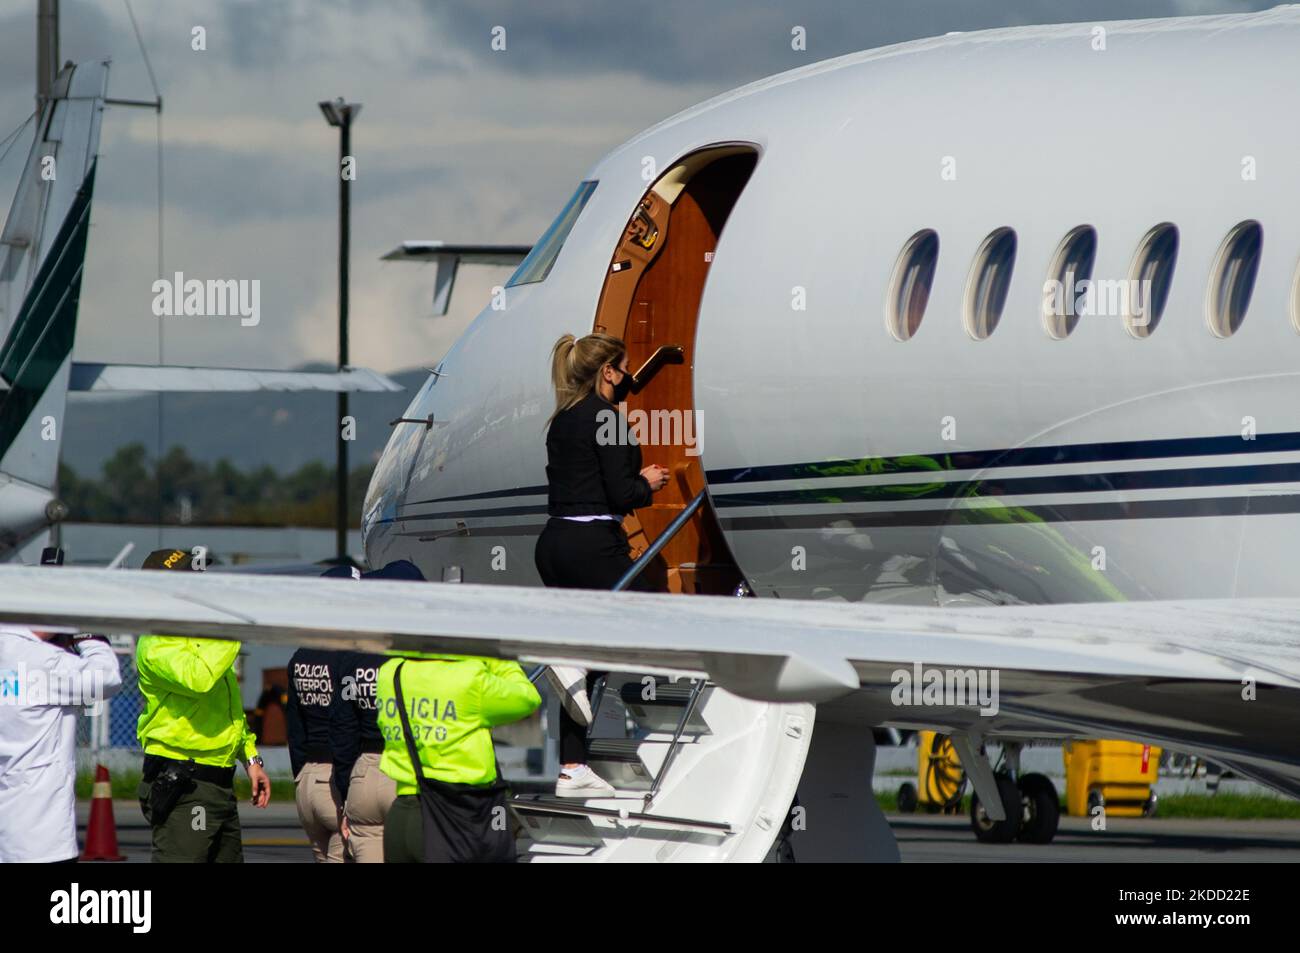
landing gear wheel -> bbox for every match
[1142,792,1158,818]
[897,782,918,814]
[1016,773,1060,844]
[970,773,1021,844]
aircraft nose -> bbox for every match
[361,416,426,550]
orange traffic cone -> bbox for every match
[81,764,126,861]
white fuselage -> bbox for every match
[364,9,1300,606]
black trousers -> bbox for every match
[534,517,643,764]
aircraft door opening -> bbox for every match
[592,145,758,594]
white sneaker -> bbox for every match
[544,665,593,726]
[556,764,616,799]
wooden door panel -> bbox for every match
[591,151,757,594]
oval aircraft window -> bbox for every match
[1125,223,1179,338]
[1206,220,1263,338]
[963,227,1017,340]
[886,229,939,341]
[1041,225,1097,340]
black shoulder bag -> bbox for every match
[391,660,515,863]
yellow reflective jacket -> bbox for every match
[135,636,259,767]
[377,655,540,793]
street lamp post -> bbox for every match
[37,0,58,113]
[319,97,361,564]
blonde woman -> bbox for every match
[535,333,669,797]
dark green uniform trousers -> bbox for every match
[139,777,244,863]
[383,795,424,863]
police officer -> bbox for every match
[285,645,344,863]
[0,626,122,863]
[332,648,394,862]
[135,548,271,863]
[377,652,540,863]
[317,559,423,861]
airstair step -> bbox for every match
[586,738,647,760]
[511,799,605,850]
[617,679,712,734]
[512,795,732,835]
[586,738,654,790]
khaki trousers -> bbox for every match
[345,752,397,863]
[295,761,344,863]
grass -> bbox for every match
[877,789,971,814]
[1154,792,1300,820]
[76,769,295,803]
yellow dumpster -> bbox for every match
[1064,740,1160,817]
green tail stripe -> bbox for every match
[0,160,96,461]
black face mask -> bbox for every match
[610,366,634,402]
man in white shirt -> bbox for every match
[0,625,123,863]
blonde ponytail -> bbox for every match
[548,332,626,425]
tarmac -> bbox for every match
[891,814,1300,862]
[76,800,1300,863]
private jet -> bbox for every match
[3,8,1300,862]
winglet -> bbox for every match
[380,242,532,316]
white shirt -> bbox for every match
[0,627,122,863]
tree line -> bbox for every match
[59,443,376,527]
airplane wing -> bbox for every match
[65,363,402,393]
[380,242,532,316]
[0,566,1295,794]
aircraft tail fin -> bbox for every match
[0,60,106,490]
[0,157,96,490]
[0,62,105,557]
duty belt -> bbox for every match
[143,753,236,787]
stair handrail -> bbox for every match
[532,486,714,809]
[511,794,733,833]
[528,490,708,757]
[612,486,714,804]
[644,675,709,807]
[612,486,708,592]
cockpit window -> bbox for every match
[506,180,598,287]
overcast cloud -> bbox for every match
[0,0,1270,378]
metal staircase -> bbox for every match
[511,489,817,862]
[513,670,814,861]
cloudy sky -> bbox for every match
[0,0,1272,377]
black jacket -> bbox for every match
[545,392,652,517]
[329,650,387,803]
[285,648,341,779]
